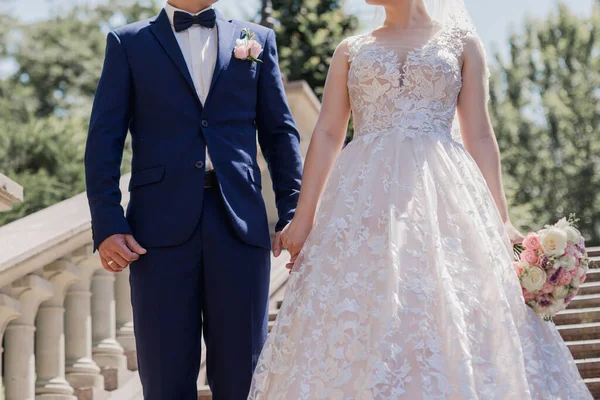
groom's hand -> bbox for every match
[99,234,147,273]
[272,231,284,258]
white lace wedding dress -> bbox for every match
[248,26,592,399]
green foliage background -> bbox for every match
[269,0,358,98]
[0,0,598,245]
[489,2,600,244]
[0,0,156,226]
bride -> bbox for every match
[249,0,592,398]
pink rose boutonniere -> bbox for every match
[234,28,263,67]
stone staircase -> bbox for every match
[555,248,600,398]
[198,248,600,399]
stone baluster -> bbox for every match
[0,292,21,399]
[91,269,126,390]
[4,274,53,400]
[64,252,105,397]
[115,268,136,371]
[35,260,81,400]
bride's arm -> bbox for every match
[457,36,523,242]
[280,41,352,258]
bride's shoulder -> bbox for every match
[461,34,487,71]
[337,32,373,60]
[453,29,485,62]
[446,26,482,48]
[443,26,485,60]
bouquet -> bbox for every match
[513,216,590,320]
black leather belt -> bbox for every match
[204,170,218,188]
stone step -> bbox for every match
[580,282,600,296]
[587,247,600,258]
[586,268,600,283]
[576,357,600,380]
[268,319,276,333]
[269,310,278,321]
[554,307,600,325]
[558,322,600,342]
[584,377,600,399]
[570,294,600,309]
[198,385,211,400]
[567,339,600,360]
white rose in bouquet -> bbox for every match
[555,255,577,272]
[540,228,568,257]
[521,267,547,293]
[554,285,570,299]
[565,226,581,244]
[518,261,530,270]
[547,302,567,317]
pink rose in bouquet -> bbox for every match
[520,250,539,265]
[523,233,541,251]
[540,282,555,294]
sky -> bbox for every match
[0,0,595,59]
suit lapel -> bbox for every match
[206,12,237,102]
[149,10,201,106]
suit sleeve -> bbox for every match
[256,29,303,232]
[84,31,133,250]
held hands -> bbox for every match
[98,234,147,273]
[272,219,313,272]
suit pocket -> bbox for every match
[247,165,262,189]
[129,166,165,191]
[231,58,258,80]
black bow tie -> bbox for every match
[173,9,216,32]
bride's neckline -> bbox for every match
[366,21,446,50]
[370,21,442,35]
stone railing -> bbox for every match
[0,174,135,400]
[0,80,320,400]
[0,174,23,212]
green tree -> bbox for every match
[3,0,160,118]
[269,0,358,98]
[0,117,87,225]
[0,0,154,226]
[489,1,600,244]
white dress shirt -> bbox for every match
[165,3,217,171]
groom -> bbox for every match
[84,0,303,398]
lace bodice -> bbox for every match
[346,26,469,143]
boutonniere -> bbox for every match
[234,28,263,67]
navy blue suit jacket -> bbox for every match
[85,10,303,250]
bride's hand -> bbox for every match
[280,219,313,268]
[505,220,525,245]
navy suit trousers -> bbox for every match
[129,187,271,400]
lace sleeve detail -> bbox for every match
[343,34,371,63]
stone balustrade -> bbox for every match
[0,173,23,212]
[0,175,133,400]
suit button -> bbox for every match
[195,161,204,169]
[201,120,209,128]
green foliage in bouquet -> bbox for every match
[489,2,600,245]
